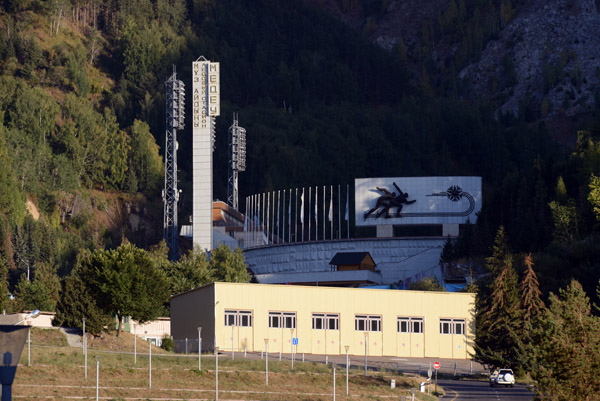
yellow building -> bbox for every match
[170,282,475,359]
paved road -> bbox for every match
[439,379,534,401]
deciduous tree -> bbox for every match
[79,242,170,336]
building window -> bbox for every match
[453,319,465,335]
[312,313,339,330]
[440,318,465,335]
[397,317,423,333]
[224,310,253,327]
[355,315,381,332]
[269,311,296,329]
[239,311,252,327]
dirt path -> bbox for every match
[59,327,83,348]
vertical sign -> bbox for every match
[192,59,220,251]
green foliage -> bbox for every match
[13,262,60,312]
[588,174,600,222]
[126,120,163,195]
[209,244,250,283]
[168,246,212,295]
[78,242,170,335]
[532,280,600,400]
[53,264,112,335]
[474,227,526,372]
[406,277,445,291]
[160,336,174,352]
[474,263,524,371]
[548,200,578,245]
[485,226,512,276]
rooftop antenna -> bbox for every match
[163,65,185,260]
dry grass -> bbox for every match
[17,329,440,400]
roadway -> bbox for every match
[439,379,534,401]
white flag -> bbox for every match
[328,188,333,221]
[314,186,318,221]
[345,189,349,221]
[300,188,304,224]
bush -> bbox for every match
[160,336,174,352]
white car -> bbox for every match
[490,369,515,387]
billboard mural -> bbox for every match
[355,177,482,226]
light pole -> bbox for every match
[333,363,337,401]
[16,310,40,367]
[231,324,234,360]
[83,317,87,379]
[133,323,136,365]
[148,338,152,389]
[215,346,219,401]
[363,332,368,376]
[95,356,100,401]
[197,327,202,370]
[345,345,349,395]
[264,338,269,385]
[290,328,294,369]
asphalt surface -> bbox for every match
[439,379,534,401]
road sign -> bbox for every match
[292,338,298,346]
[433,361,440,370]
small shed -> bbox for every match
[329,252,377,272]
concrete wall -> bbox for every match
[244,238,446,285]
[171,282,475,359]
[0,312,55,328]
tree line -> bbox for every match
[471,226,600,400]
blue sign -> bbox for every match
[292,338,298,346]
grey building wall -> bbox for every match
[244,238,446,285]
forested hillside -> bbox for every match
[0,0,599,317]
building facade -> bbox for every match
[170,282,475,359]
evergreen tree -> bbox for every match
[53,265,112,335]
[474,263,524,371]
[520,254,544,323]
[13,262,60,311]
[485,226,511,276]
[532,280,600,399]
[519,254,545,371]
[473,226,525,371]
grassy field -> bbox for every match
[12,328,442,400]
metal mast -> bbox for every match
[227,113,246,210]
[163,66,185,260]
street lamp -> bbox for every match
[197,327,202,370]
[264,338,269,385]
[15,310,40,325]
[16,310,40,368]
[363,332,368,376]
[344,345,350,395]
[0,325,29,401]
